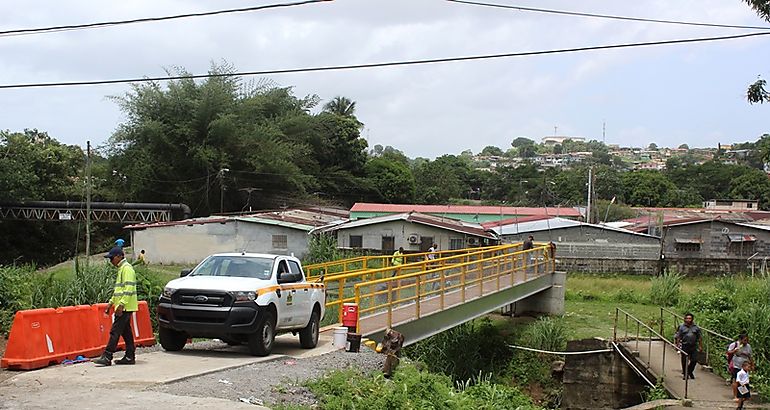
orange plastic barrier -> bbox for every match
[1,301,155,370]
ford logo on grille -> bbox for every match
[194,295,209,302]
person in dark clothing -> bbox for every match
[522,235,534,250]
[675,312,703,380]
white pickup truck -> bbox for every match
[157,253,325,356]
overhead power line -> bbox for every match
[446,0,770,31]
[0,0,331,38]
[1,31,769,90]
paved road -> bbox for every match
[0,333,340,409]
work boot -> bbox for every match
[114,356,135,365]
[93,355,112,366]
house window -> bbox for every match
[727,234,757,256]
[272,234,288,249]
[675,242,701,252]
[748,203,754,209]
[382,236,395,252]
[449,238,464,250]
[350,235,363,249]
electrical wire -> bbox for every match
[446,0,770,31]
[0,0,332,38]
[1,31,769,90]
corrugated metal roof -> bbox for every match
[320,212,497,239]
[492,217,657,238]
[350,202,581,217]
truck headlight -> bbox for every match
[233,291,256,302]
[161,287,177,299]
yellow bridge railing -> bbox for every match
[315,243,554,325]
[353,245,554,331]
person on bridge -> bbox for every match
[728,333,753,400]
[674,312,703,380]
[522,235,534,251]
[391,247,404,268]
[93,247,138,366]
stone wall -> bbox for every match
[557,258,659,275]
[562,339,648,409]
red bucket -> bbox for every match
[342,303,358,332]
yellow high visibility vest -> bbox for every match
[111,259,139,312]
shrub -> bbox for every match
[612,288,644,304]
[0,265,35,334]
[650,271,682,307]
[405,318,512,383]
[307,364,541,410]
[521,316,569,353]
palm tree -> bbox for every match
[323,96,356,117]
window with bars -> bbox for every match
[350,235,363,248]
[272,234,288,249]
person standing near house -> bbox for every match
[93,247,138,366]
[675,312,703,380]
[426,243,438,262]
[729,333,753,399]
[136,249,147,265]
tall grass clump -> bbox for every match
[520,316,569,352]
[303,234,345,266]
[650,271,683,307]
[406,318,512,383]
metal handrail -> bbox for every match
[305,244,511,279]
[318,244,547,322]
[614,307,690,398]
[353,246,552,331]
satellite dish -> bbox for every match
[722,227,730,234]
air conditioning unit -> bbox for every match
[467,237,478,245]
[407,234,420,244]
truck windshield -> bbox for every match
[190,256,274,280]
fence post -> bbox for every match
[338,278,346,323]
[416,275,421,319]
[387,280,393,328]
[613,308,618,341]
[440,270,445,310]
[659,308,664,337]
[354,285,361,333]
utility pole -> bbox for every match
[218,168,229,214]
[586,167,593,224]
[602,121,606,143]
[85,141,92,266]
[239,187,261,213]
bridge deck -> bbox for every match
[623,340,738,408]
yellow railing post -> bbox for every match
[354,285,361,333]
[416,275,421,318]
[440,269,445,310]
[338,277,347,323]
[461,266,466,302]
[387,279,393,328]
[496,255,501,291]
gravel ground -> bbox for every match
[151,347,385,408]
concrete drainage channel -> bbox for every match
[0,333,384,410]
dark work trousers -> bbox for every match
[104,311,135,360]
[680,344,697,376]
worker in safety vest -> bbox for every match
[93,247,139,366]
[391,247,404,267]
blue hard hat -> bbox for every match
[115,238,125,247]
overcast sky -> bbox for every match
[0,0,769,158]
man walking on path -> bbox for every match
[675,312,703,380]
[93,247,138,366]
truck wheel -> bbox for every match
[248,311,276,356]
[159,327,187,351]
[299,310,320,349]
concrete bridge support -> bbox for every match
[511,271,565,316]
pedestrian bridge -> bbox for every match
[305,244,563,346]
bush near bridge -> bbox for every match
[290,363,542,410]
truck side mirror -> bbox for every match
[180,269,191,277]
